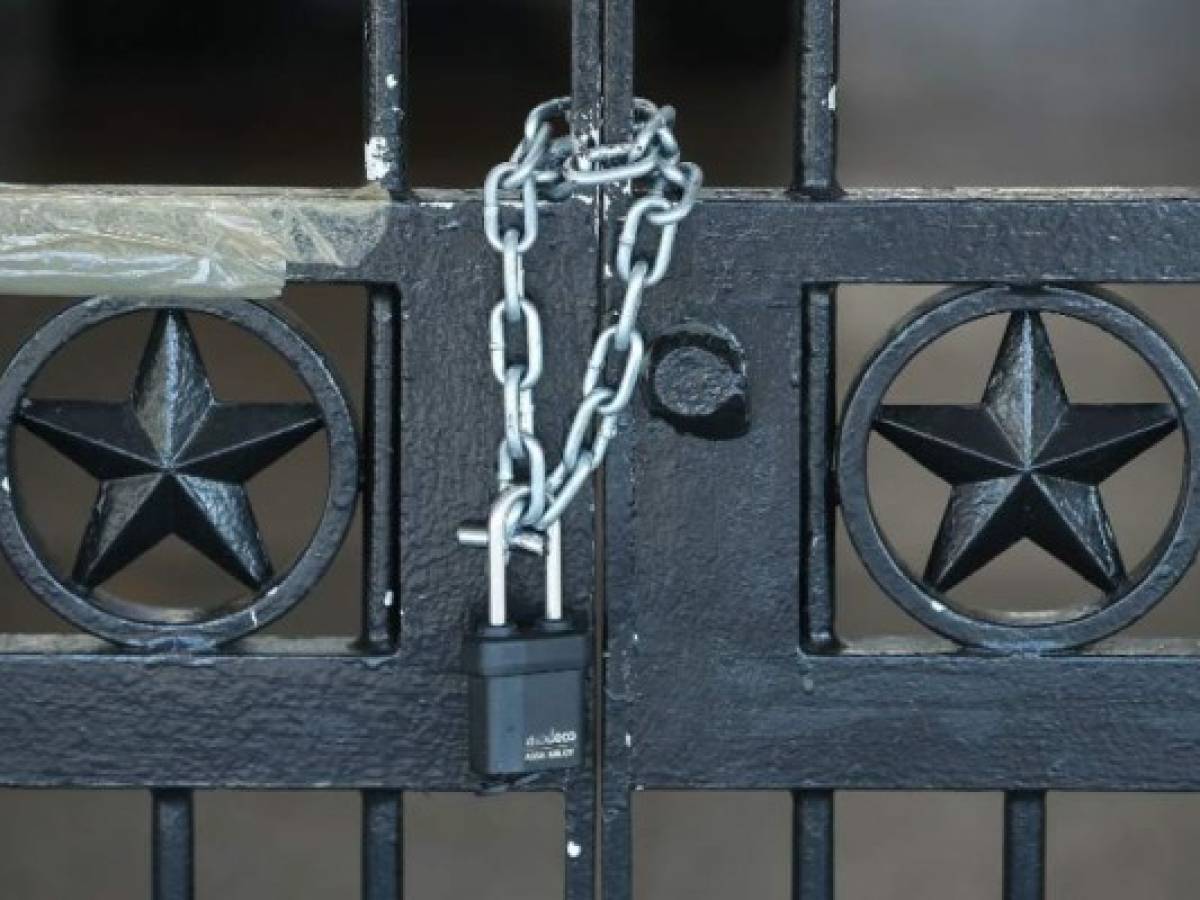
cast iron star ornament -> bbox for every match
[17,311,323,591]
[874,311,1178,594]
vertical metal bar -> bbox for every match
[572,0,604,138]
[362,286,400,651]
[152,789,194,900]
[362,0,404,883]
[792,791,834,900]
[801,285,837,651]
[794,0,840,196]
[797,0,840,647]
[1004,791,1046,900]
[601,0,635,144]
[564,778,598,900]
[364,0,407,193]
[795,2,840,890]
[598,2,636,897]
[363,791,404,900]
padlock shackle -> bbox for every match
[488,486,530,627]
[486,486,565,628]
[544,519,563,622]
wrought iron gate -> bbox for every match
[3,0,1200,898]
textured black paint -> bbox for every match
[644,323,750,439]
[1004,791,1046,900]
[22,311,322,591]
[795,0,839,195]
[362,791,403,900]
[152,789,194,900]
[0,298,359,651]
[363,287,400,651]
[396,88,599,900]
[801,286,837,653]
[4,1,1199,898]
[840,286,1200,650]
[792,790,834,900]
[875,310,1176,592]
[0,635,1196,789]
[294,190,1200,287]
[625,645,1200,790]
[363,0,406,193]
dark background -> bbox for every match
[1,0,1200,896]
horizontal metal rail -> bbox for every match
[1,188,1200,297]
[0,635,1197,789]
[623,645,1200,790]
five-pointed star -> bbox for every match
[874,311,1177,593]
[18,311,323,590]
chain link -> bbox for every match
[477,97,702,543]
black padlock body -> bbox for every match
[464,618,589,777]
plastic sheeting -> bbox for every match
[0,184,392,299]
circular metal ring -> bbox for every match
[0,296,360,651]
[837,284,1200,651]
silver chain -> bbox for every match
[480,97,702,543]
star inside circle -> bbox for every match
[17,311,323,591]
[874,311,1178,594]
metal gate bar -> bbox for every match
[795,1,839,896]
[600,0,1200,899]
[3,0,1198,897]
[362,0,404,870]
[1004,791,1047,900]
[363,790,404,899]
[153,789,195,900]
[792,789,834,899]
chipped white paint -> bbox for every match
[385,74,399,90]
[624,733,632,748]
[567,841,582,859]
[419,200,457,210]
[1,478,8,493]
[365,137,392,182]
[383,590,395,608]
[826,84,838,112]
[250,609,259,626]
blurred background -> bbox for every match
[1,0,1200,897]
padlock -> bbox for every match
[462,486,589,777]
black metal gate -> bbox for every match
[3,0,1200,898]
